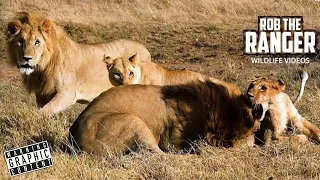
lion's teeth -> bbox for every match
[18,67,35,75]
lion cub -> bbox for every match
[103,54,207,86]
[246,72,320,145]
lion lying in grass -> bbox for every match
[246,72,320,145]
[69,80,264,156]
[103,54,204,86]
[7,12,151,114]
[102,54,241,95]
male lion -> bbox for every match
[69,80,264,156]
[7,12,151,114]
[246,72,320,145]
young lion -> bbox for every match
[246,72,320,145]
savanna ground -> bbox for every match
[0,0,320,179]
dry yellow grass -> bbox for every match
[1,0,320,26]
[1,0,320,179]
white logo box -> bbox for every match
[4,141,53,177]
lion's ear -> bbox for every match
[129,54,139,66]
[7,21,22,35]
[273,79,285,91]
[41,19,53,33]
[103,55,115,70]
[103,55,114,64]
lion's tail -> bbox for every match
[294,70,309,105]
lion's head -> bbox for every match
[7,12,55,75]
[103,54,141,85]
[246,76,285,110]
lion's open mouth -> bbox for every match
[17,63,36,75]
[251,102,268,121]
[17,64,35,69]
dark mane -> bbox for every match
[161,80,256,147]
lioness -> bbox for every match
[7,12,151,114]
[103,54,241,95]
[103,54,205,86]
[69,80,264,156]
[246,72,320,145]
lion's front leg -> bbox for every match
[40,90,76,115]
[36,94,54,108]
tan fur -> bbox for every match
[69,80,263,156]
[7,12,151,114]
[103,54,241,96]
[246,76,320,145]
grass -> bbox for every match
[0,0,320,179]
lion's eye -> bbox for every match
[17,40,22,46]
[129,71,134,77]
[35,40,40,46]
[260,85,267,91]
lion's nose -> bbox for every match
[23,56,33,61]
[247,93,254,98]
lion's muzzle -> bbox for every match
[17,56,37,75]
